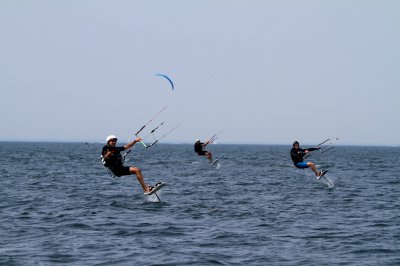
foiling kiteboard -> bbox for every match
[144,182,166,195]
[317,170,334,188]
[210,159,219,166]
[317,169,329,180]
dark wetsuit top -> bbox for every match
[101,145,130,176]
[194,141,207,155]
[290,147,319,166]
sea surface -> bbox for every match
[1,142,399,265]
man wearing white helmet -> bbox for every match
[101,135,155,194]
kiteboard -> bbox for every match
[144,182,166,195]
[317,169,329,180]
[210,159,219,166]
[317,170,334,188]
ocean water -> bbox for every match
[1,142,399,265]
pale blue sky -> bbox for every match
[1,0,399,146]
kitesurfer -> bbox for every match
[194,139,213,163]
[290,141,326,177]
[101,135,155,194]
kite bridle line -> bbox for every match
[122,148,132,164]
[146,124,182,149]
[123,125,172,162]
[321,147,335,153]
[139,108,179,146]
[143,121,165,140]
[134,105,168,147]
[304,138,336,159]
[122,106,169,160]
[135,105,168,136]
[318,138,339,153]
[204,130,223,147]
[317,138,330,147]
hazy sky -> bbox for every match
[1,0,399,146]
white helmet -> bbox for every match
[106,135,118,143]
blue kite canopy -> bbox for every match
[155,73,174,90]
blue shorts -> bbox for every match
[295,162,309,169]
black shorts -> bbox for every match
[111,166,131,177]
[197,151,207,156]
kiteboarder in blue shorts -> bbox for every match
[290,141,326,177]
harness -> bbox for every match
[102,146,124,177]
[194,142,204,153]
